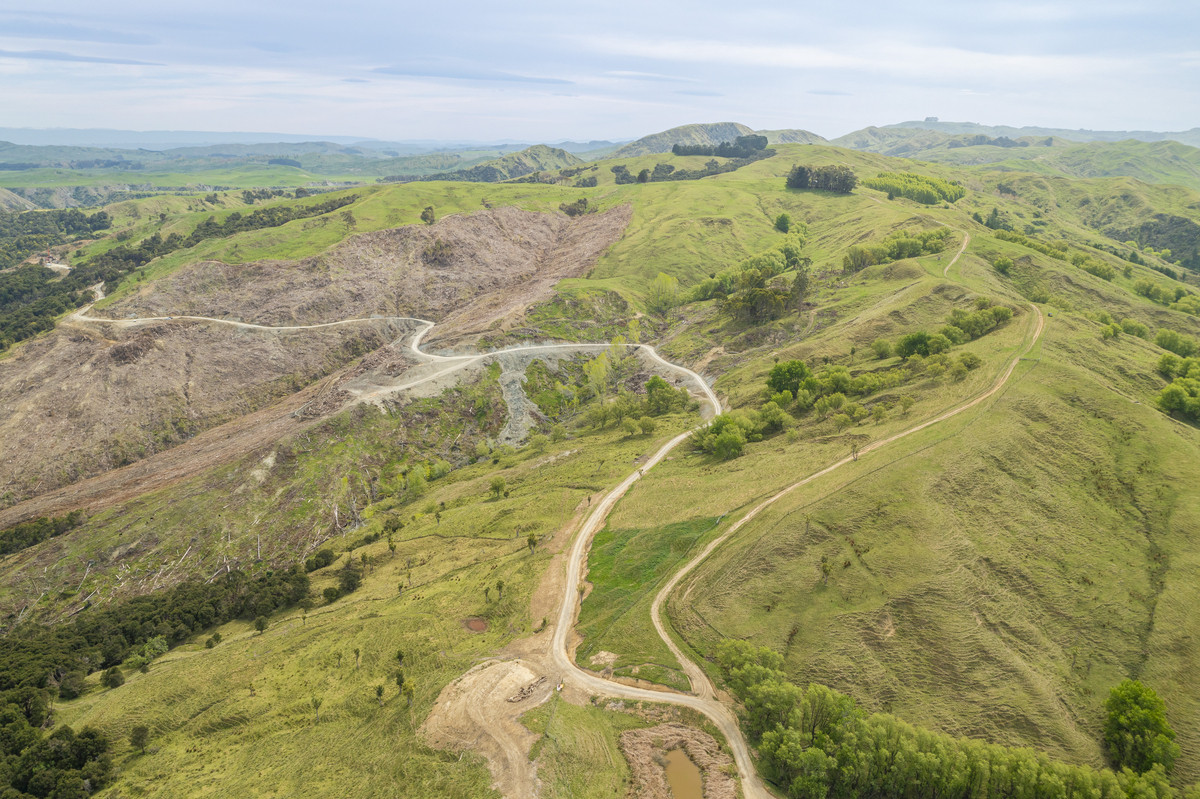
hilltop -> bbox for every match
[609,122,757,157]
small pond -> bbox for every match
[664,748,703,799]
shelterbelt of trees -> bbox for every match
[716,641,1196,799]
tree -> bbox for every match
[58,670,86,700]
[712,427,746,460]
[786,165,811,189]
[896,331,933,358]
[775,213,791,233]
[789,268,809,310]
[621,417,638,437]
[527,532,537,554]
[254,615,268,634]
[403,682,415,706]
[489,476,506,499]
[129,725,149,755]
[312,695,323,724]
[636,168,650,183]
[1104,679,1180,774]
[101,667,124,689]
[646,272,680,315]
[767,360,813,397]
[994,256,1013,274]
[871,339,892,359]
[495,579,505,600]
[420,206,435,225]
[638,416,656,435]
[376,685,385,706]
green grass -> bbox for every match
[522,696,648,799]
[575,518,722,690]
[13,139,1200,794]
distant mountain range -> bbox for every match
[884,118,1200,147]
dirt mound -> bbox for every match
[421,658,552,798]
[620,723,736,799]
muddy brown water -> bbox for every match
[463,618,488,632]
[664,749,703,798]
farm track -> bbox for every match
[62,231,1044,798]
[546,232,1044,799]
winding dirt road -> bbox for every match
[545,231,1043,799]
[70,231,1045,798]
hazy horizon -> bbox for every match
[1,1,1196,142]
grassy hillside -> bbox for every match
[5,138,1200,796]
[609,122,755,158]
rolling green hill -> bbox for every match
[609,121,757,157]
[3,136,1200,797]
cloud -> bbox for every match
[675,89,722,97]
[573,35,1128,83]
[0,49,161,66]
[341,78,369,83]
[0,16,155,46]
[808,89,852,96]
[604,70,696,83]
[373,63,570,85]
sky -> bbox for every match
[1,1,1197,143]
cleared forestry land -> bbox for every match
[0,206,630,510]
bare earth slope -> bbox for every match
[106,205,631,337]
[0,206,631,510]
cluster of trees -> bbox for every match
[611,148,774,185]
[1156,329,1200,358]
[0,568,310,727]
[1071,252,1118,281]
[0,563,322,798]
[843,228,952,273]
[240,188,288,204]
[992,229,1068,260]
[585,374,694,430]
[786,165,857,194]
[0,208,115,348]
[0,208,112,270]
[881,300,1013,359]
[1134,278,1198,313]
[716,641,1195,799]
[862,172,965,204]
[1116,214,1200,271]
[948,134,1032,149]
[762,353,971,430]
[182,194,356,248]
[690,240,811,324]
[671,134,769,158]
[0,511,85,557]
[0,717,112,799]
[974,206,1013,232]
[1157,351,1200,420]
[691,407,787,460]
[559,198,593,217]
[1092,312,1149,342]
